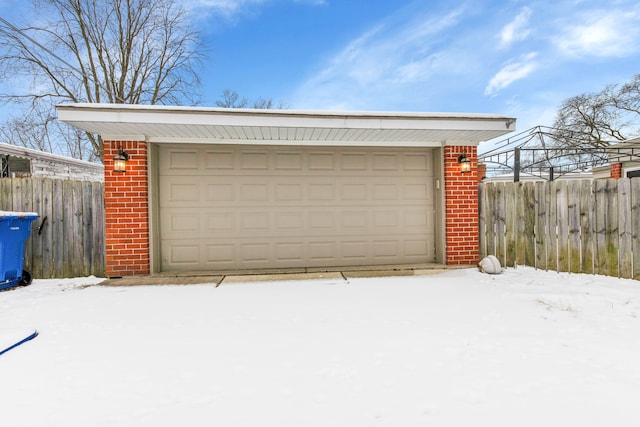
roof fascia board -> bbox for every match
[57,104,514,132]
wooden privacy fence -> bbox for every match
[479,179,640,280]
[0,178,105,278]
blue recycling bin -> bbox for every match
[0,211,38,291]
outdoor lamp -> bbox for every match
[457,151,471,174]
[113,147,129,173]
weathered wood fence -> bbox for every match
[0,178,105,278]
[479,179,640,280]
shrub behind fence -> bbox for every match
[0,178,105,279]
[479,179,640,280]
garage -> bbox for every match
[56,103,516,277]
[158,144,435,271]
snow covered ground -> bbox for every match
[1,267,639,427]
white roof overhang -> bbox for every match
[57,103,516,147]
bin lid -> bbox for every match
[0,210,38,218]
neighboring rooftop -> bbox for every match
[0,141,103,182]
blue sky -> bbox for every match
[185,0,640,140]
[2,0,640,148]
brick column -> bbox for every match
[610,163,622,178]
[103,140,150,277]
[477,163,487,183]
[444,145,479,265]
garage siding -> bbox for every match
[158,145,435,271]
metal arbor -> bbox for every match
[479,126,640,181]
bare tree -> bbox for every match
[215,89,287,109]
[215,89,250,108]
[551,73,640,149]
[611,74,640,116]
[0,0,203,161]
[552,90,626,148]
[0,107,55,154]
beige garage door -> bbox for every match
[158,144,435,271]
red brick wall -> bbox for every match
[103,140,150,277]
[610,163,622,178]
[444,146,479,265]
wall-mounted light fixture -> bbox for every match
[457,151,471,174]
[113,147,130,173]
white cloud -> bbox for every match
[554,8,640,57]
[180,0,324,19]
[499,6,532,48]
[180,0,265,18]
[293,0,326,4]
[484,52,538,96]
[291,6,469,109]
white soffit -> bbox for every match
[56,103,516,147]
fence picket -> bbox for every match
[631,179,640,280]
[505,182,517,267]
[579,180,595,274]
[534,181,545,270]
[91,182,105,275]
[618,179,633,278]
[479,183,487,259]
[522,182,536,267]
[567,180,581,273]
[605,179,620,277]
[556,181,569,272]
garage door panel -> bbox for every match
[308,152,335,169]
[341,241,369,261]
[373,184,399,201]
[170,214,200,232]
[403,152,431,170]
[275,212,304,231]
[240,183,269,201]
[275,152,303,169]
[275,242,305,262]
[168,182,200,203]
[241,243,270,262]
[162,242,201,267]
[206,244,235,266]
[205,151,234,169]
[208,213,234,232]
[308,211,336,230]
[275,183,303,201]
[373,154,398,170]
[341,153,367,170]
[308,241,337,262]
[405,240,430,257]
[240,212,270,231]
[373,240,399,258]
[166,150,200,170]
[207,183,234,202]
[241,152,269,169]
[404,183,430,200]
[159,145,435,271]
